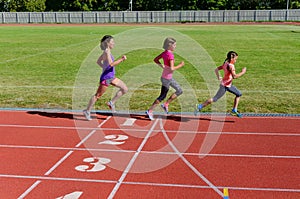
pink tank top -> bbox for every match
[221,61,235,87]
[161,50,174,80]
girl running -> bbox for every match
[83,35,128,120]
[195,51,246,117]
[146,37,185,120]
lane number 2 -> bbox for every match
[98,134,128,145]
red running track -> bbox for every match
[0,110,299,199]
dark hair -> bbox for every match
[225,51,238,63]
[100,35,113,50]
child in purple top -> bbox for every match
[146,37,185,120]
[83,35,127,120]
[100,53,115,83]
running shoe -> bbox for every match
[194,104,203,116]
[146,110,154,121]
[83,110,92,121]
[107,101,116,112]
[161,103,169,114]
[230,109,242,118]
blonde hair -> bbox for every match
[163,37,176,50]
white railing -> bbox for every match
[1,10,299,24]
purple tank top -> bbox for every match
[100,54,115,81]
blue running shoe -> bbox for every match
[194,104,203,116]
[230,109,242,118]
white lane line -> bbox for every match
[1,123,299,136]
[17,116,111,198]
[18,181,41,199]
[224,186,300,193]
[159,118,224,198]
[75,116,111,148]
[44,151,74,176]
[124,181,300,193]
[107,119,159,199]
[45,117,111,175]
[1,144,299,159]
[3,174,298,193]
[1,174,117,183]
[0,124,101,130]
[121,118,136,126]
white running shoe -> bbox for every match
[161,104,169,114]
[83,110,92,121]
[145,110,154,121]
[107,101,116,112]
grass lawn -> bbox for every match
[0,24,299,114]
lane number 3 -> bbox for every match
[75,157,111,172]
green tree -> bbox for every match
[25,0,46,11]
[195,0,298,10]
[132,0,165,11]
[291,0,300,8]
[46,0,102,11]
[170,0,197,10]
[5,0,46,12]
[3,0,299,12]
[0,0,7,11]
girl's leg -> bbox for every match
[85,84,108,112]
[165,93,177,105]
[149,78,170,112]
[226,85,242,111]
[164,79,182,106]
[110,78,128,104]
[148,99,161,111]
[146,78,170,120]
[149,85,169,111]
[233,96,240,111]
[202,98,214,108]
[197,85,226,111]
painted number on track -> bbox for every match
[75,157,111,172]
[98,134,129,145]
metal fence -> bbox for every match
[1,10,299,24]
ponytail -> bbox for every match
[225,51,238,63]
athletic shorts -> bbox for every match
[100,77,115,87]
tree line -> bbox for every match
[0,0,299,12]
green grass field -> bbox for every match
[0,24,299,114]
